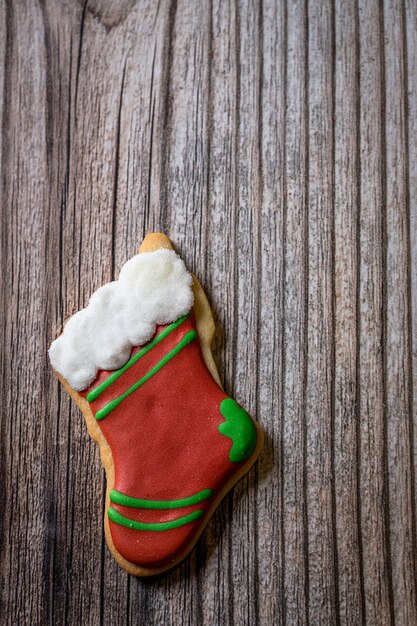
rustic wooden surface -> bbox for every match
[1,0,416,624]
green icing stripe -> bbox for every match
[95,330,198,421]
[110,488,213,509]
[108,507,203,531]
[87,315,189,403]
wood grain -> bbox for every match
[1,0,416,624]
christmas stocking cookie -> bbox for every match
[49,233,263,576]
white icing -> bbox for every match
[49,249,194,391]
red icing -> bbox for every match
[82,314,247,568]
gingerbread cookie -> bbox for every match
[49,233,263,576]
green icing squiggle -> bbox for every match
[95,330,197,421]
[218,398,257,463]
[108,507,203,531]
[87,315,188,403]
[110,488,213,509]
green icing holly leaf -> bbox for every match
[218,398,257,463]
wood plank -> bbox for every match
[358,0,393,623]
[305,0,337,622]
[204,1,240,623]
[0,2,62,623]
[383,0,417,622]
[228,1,262,625]
[257,0,286,623]
[333,1,363,623]
[405,0,417,554]
[108,0,172,258]
[281,0,309,623]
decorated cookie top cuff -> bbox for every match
[48,248,194,391]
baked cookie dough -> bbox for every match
[49,233,263,576]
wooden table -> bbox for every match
[1,1,416,624]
